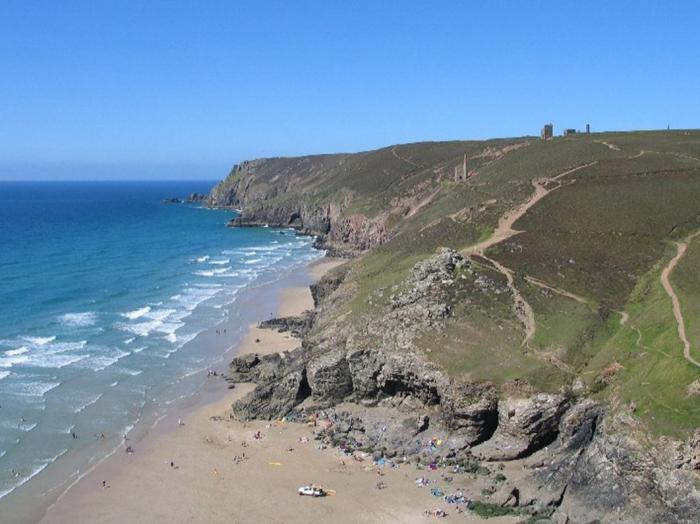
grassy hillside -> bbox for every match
[214,130,700,438]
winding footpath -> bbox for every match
[660,232,700,368]
[462,162,597,345]
[391,145,422,168]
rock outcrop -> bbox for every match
[225,245,700,522]
[472,394,569,460]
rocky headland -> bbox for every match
[208,134,700,523]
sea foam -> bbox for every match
[5,346,29,356]
[121,306,151,320]
[59,312,97,327]
[22,336,56,346]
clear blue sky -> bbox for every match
[1,1,698,179]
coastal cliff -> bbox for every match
[209,156,389,254]
[211,132,700,523]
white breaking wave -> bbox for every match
[208,258,230,265]
[0,449,68,501]
[146,308,176,321]
[118,319,161,337]
[74,393,103,414]
[5,346,29,356]
[121,306,151,320]
[0,353,30,368]
[118,306,186,339]
[13,380,61,398]
[123,337,136,344]
[22,336,56,346]
[27,353,88,369]
[59,312,97,327]
[195,255,210,263]
[0,370,10,381]
[0,339,89,370]
[213,270,240,278]
[194,267,230,277]
[79,350,130,372]
[11,421,38,432]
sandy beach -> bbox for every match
[40,258,517,524]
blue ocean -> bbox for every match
[0,181,320,502]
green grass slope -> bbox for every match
[216,130,700,438]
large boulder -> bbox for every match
[229,352,284,383]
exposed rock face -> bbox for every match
[441,382,498,445]
[232,342,449,418]
[232,367,311,421]
[259,312,315,338]
[306,348,354,404]
[473,394,569,461]
[208,159,389,252]
[186,192,208,203]
[309,264,348,307]
[379,248,467,350]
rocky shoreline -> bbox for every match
[228,249,700,523]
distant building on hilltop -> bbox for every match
[586,123,590,134]
[454,153,469,182]
[541,123,553,140]
[564,128,577,136]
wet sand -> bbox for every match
[40,257,518,524]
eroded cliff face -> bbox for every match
[208,158,389,253]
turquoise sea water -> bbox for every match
[0,181,320,501]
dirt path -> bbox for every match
[391,146,422,168]
[461,162,597,344]
[596,140,620,151]
[660,232,700,368]
[480,254,536,346]
[463,162,596,257]
[618,311,629,326]
[406,187,441,217]
[524,275,589,306]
